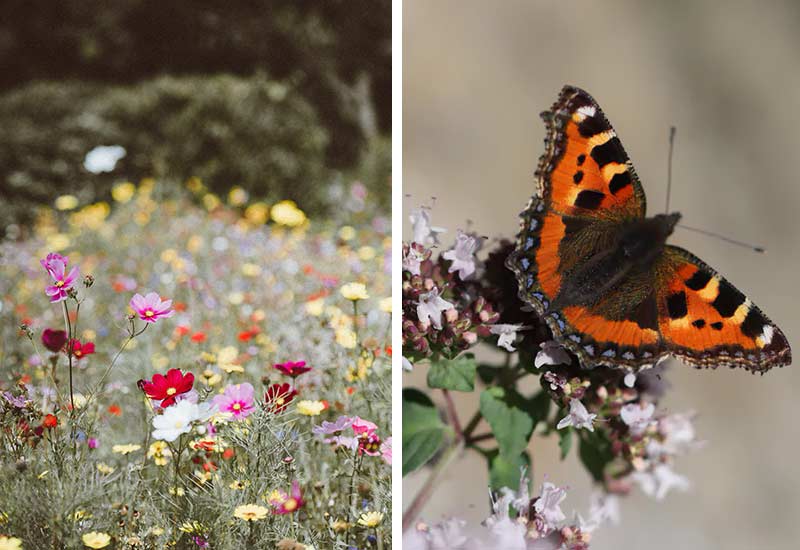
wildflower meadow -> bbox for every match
[0,181,391,549]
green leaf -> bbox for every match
[402,388,448,476]
[578,431,614,482]
[484,448,531,491]
[558,427,573,460]
[479,387,534,460]
[427,353,477,392]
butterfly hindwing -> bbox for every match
[655,246,791,371]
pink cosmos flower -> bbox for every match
[41,328,68,352]
[358,431,382,457]
[351,416,378,437]
[380,437,392,465]
[130,292,175,323]
[270,480,305,515]
[41,253,79,303]
[212,383,255,420]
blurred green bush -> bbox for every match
[0,74,390,228]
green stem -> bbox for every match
[346,448,362,546]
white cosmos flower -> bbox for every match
[84,145,126,174]
[416,288,453,330]
[152,400,216,442]
[557,398,597,432]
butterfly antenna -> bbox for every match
[665,126,676,213]
[677,223,766,254]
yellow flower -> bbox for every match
[358,246,376,260]
[46,233,71,251]
[338,225,356,241]
[168,486,185,496]
[336,329,357,349]
[228,186,249,206]
[244,202,270,225]
[229,479,249,490]
[148,441,172,466]
[200,368,222,388]
[73,509,92,521]
[55,194,79,210]
[0,536,23,550]
[187,235,204,253]
[331,519,352,532]
[217,346,243,373]
[241,263,262,277]
[111,182,136,203]
[271,200,307,227]
[305,297,325,317]
[112,444,141,455]
[186,176,204,193]
[70,202,110,230]
[296,400,325,416]
[357,511,384,528]
[96,463,115,474]
[379,297,392,313]
[82,531,111,549]
[233,504,269,522]
[150,527,165,536]
[346,362,368,383]
[340,282,369,301]
[202,193,221,211]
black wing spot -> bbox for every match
[577,154,586,166]
[574,190,605,210]
[577,115,611,138]
[711,280,745,317]
[590,136,626,167]
[692,319,706,329]
[741,308,767,339]
[608,171,631,195]
[710,321,723,330]
[667,291,688,319]
[685,270,712,291]
[562,216,590,237]
[631,293,659,331]
[573,171,584,184]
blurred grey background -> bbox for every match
[403,1,800,548]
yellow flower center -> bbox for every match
[166,387,177,396]
[232,403,241,411]
[174,421,183,428]
[276,397,285,405]
[75,351,82,357]
[145,310,154,317]
[284,498,298,512]
[56,280,65,287]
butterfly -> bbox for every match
[506,85,791,372]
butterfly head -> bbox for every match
[620,212,682,264]
[652,212,682,237]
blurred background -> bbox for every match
[403,1,800,548]
[0,0,391,231]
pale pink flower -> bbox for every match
[41,254,79,303]
[351,416,378,436]
[212,383,255,420]
[130,292,175,323]
[380,437,392,465]
[557,399,597,432]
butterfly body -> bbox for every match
[507,85,791,372]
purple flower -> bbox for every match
[130,292,175,323]
[2,391,27,409]
[212,383,255,420]
[41,254,79,303]
[416,288,453,330]
[313,416,358,450]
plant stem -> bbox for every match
[62,302,75,412]
[441,390,462,441]
[401,409,482,531]
[346,449,362,546]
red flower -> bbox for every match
[42,413,58,429]
[42,328,68,352]
[274,361,311,378]
[69,339,95,359]
[108,404,122,416]
[138,368,194,407]
[264,383,298,413]
[222,448,235,460]
[190,332,207,343]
